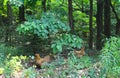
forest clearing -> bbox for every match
[0,0,120,78]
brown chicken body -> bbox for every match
[35,53,50,67]
[74,47,85,58]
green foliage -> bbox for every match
[73,11,96,33]
[22,67,36,78]
[17,12,83,54]
[24,0,37,7]
[68,52,92,70]
[0,44,28,77]
[51,34,83,53]
[42,63,56,77]
[4,55,27,77]
[17,12,70,39]
[0,68,4,75]
[9,0,23,6]
[100,37,120,78]
[42,53,92,77]
[3,0,8,5]
[88,68,99,78]
[4,56,24,77]
[0,44,19,67]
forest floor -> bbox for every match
[0,49,100,78]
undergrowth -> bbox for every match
[99,37,120,78]
[41,51,92,78]
[2,36,120,78]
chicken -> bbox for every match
[74,47,85,58]
[35,53,51,67]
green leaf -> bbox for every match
[3,0,8,5]
[56,44,62,52]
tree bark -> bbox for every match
[0,15,3,26]
[5,1,13,43]
[42,0,46,12]
[19,4,25,22]
[89,0,93,49]
[68,0,74,32]
[47,0,51,10]
[96,0,104,50]
[116,19,120,35]
[110,2,120,35]
[104,0,111,38]
[81,0,84,12]
[7,1,13,25]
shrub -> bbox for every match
[41,52,92,77]
[0,44,19,67]
[3,55,27,77]
[22,67,36,78]
[51,34,83,53]
[100,37,120,78]
[0,44,27,77]
[17,12,70,39]
[67,52,92,70]
[17,12,83,54]
[0,68,4,75]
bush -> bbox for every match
[67,52,92,70]
[0,44,19,67]
[42,52,92,77]
[22,67,36,78]
[3,55,27,77]
[51,34,83,53]
[0,44,28,77]
[100,37,120,78]
[17,12,70,39]
[0,68,4,75]
[17,12,83,54]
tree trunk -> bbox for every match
[5,1,13,43]
[19,4,25,22]
[47,0,51,10]
[68,0,74,32]
[0,0,3,11]
[42,0,46,12]
[0,15,3,26]
[7,1,13,25]
[104,0,111,38]
[110,2,120,35]
[81,0,84,12]
[89,0,93,49]
[116,20,120,35]
[96,0,104,50]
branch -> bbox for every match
[110,2,119,21]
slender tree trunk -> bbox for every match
[110,3,120,35]
[0,0,3,11]
[7,1,13,25]
[0,15,2,25]
[116,19,120,35]
[19,4,25,22]
[42,0,46,12]
[68,0,74,32]
[104,0,111,38]
[5,1,13,43]
[81,0,84,12]
[47,0,51,10]
[89,0,93,49]
[0,1,3,25]
[96,0,104,50]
